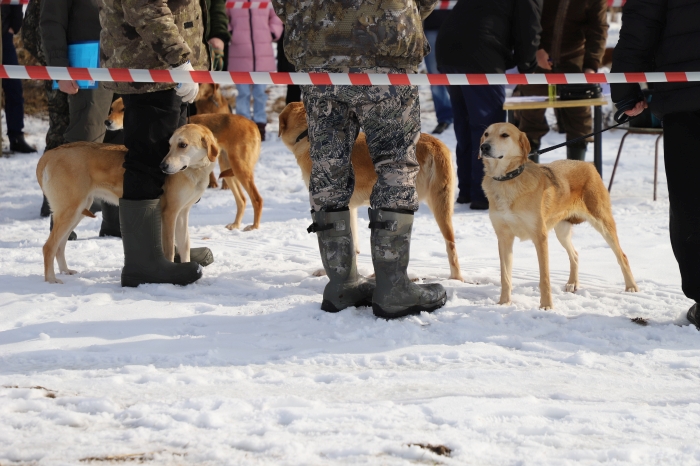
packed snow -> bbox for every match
[1,85,699,465]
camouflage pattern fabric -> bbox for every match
[98,0,210,94]
[302,74,421,212]
[272,0,437,72]
[22,0,69,150]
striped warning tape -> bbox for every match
[0,0,626,7]
[0,65,695,86]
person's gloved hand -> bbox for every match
[208,38,225,71]
[614,92,647,124]
[172,61,198,103]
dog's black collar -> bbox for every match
[492,164,525,181]
[296,129,309,144]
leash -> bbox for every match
[533,96,644,157]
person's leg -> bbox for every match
[41,83,70,220]
[517,83,549,161]
[252,84,268,124]
[424,30,453,131]
[301,84,373,312]
[463,85,506,208]
[64,84,114,144]
[446,84,472,203]
[558,105,592,160]
[2,32,33,152]
[235,84,252,120]
[664,111,700,304]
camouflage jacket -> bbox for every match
[98,0,210,94]
[271,0,437,72]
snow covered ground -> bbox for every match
[1,86,699,465]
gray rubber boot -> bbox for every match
[566,142,587,161]
[369,208,447,319]
[174,247,214,267]
[119,198,202,287]
[99,203,122,238]
[309,208,374,313]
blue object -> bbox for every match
[52,41,100,90]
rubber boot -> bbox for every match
[99,203,122,238]
[566,142,587,161]
[119,198,202,287]
[309,208,374,312]
[8,132,37,153]
[369,208,447,319]
[90,200,103,214]
[174,247,214,267]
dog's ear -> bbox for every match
[478,132,486,160]
[518,131,531,159]
[278,106,288,137]
[202,131,220,162]
[213,83,220,92]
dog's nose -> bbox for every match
[480,143,491,153]
[104,120,111,127]
[159,162,168,172]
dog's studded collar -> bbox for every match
[492,164,525,181]
[296,129,309,144]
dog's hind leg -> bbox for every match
[349,206,360,255]
[589,215,639,292]
[428,198,463,282]
[53,209,83,280]
[554,221,579,292]
[236,171,263,231]
[496,228,515,305]
[224,176,246,230]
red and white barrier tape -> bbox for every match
[0,0,626,7]
[1,65,696,86]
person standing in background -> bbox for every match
[518,0,608,162]
[227,6,283,141]
[1,5,36,153]
[422,9,453,135]
[437,0,542,209]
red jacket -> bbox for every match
[227,7,283,72]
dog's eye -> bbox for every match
[501,133,510,138]
[484,132,489,137]
[178,142,188,149]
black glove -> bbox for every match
[614,91,646,124]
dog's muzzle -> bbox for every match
[479,143,503,159]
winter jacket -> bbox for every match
[98,0,210,94]
[1,6,22,35]
[40,0,102,67]
[436,0,542,74]
[539,0,608,72]
[611,0,700,117]
[227,8,283,72]
[271,0,437,72]
[208,0,231,43]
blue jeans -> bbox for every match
[442,69,505,203]
[424,30,453,125]
[2,32,24,134]
[236,84,268,124]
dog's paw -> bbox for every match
[208,181,219,189]
[450,274,465,282]
[565,283,579,292]
[46,277,63,284]
[540,303,553,310]
[61,269,78,276]
[225,223,241,230]
[498,298,512,305]
[243,224,259,232]
[626,284,640,292]
[312,268,327,277]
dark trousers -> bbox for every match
[444,77,505,203]
[122,90,186,200]
[2,32,23,134]
[665,110,700,302]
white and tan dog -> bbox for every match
[480,122,639,309]
[37,124,221,283]
[279,102,463,281]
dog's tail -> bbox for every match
[425,136,457,244]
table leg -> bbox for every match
[594,105,603,177]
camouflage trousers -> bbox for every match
[301,78,421,212]
[45,83,70,151]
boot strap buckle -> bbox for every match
[307,222,336,234]
[368,220,397,232]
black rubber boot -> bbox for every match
[99,203,122,238]
[309,208,374,313]
[566,142,587,161]
[369,208,447,319]
[687,303,699,329]
[8,132,37,153]
[119,198,202,287]
[40,195,51,217]
[174,247,214,267]
[90,200,103,214]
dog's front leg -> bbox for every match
[161,205,178,262]
[350,206,360,255]
[497,229,515,305]
[533,230,553,310]
[175,207,191,263]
